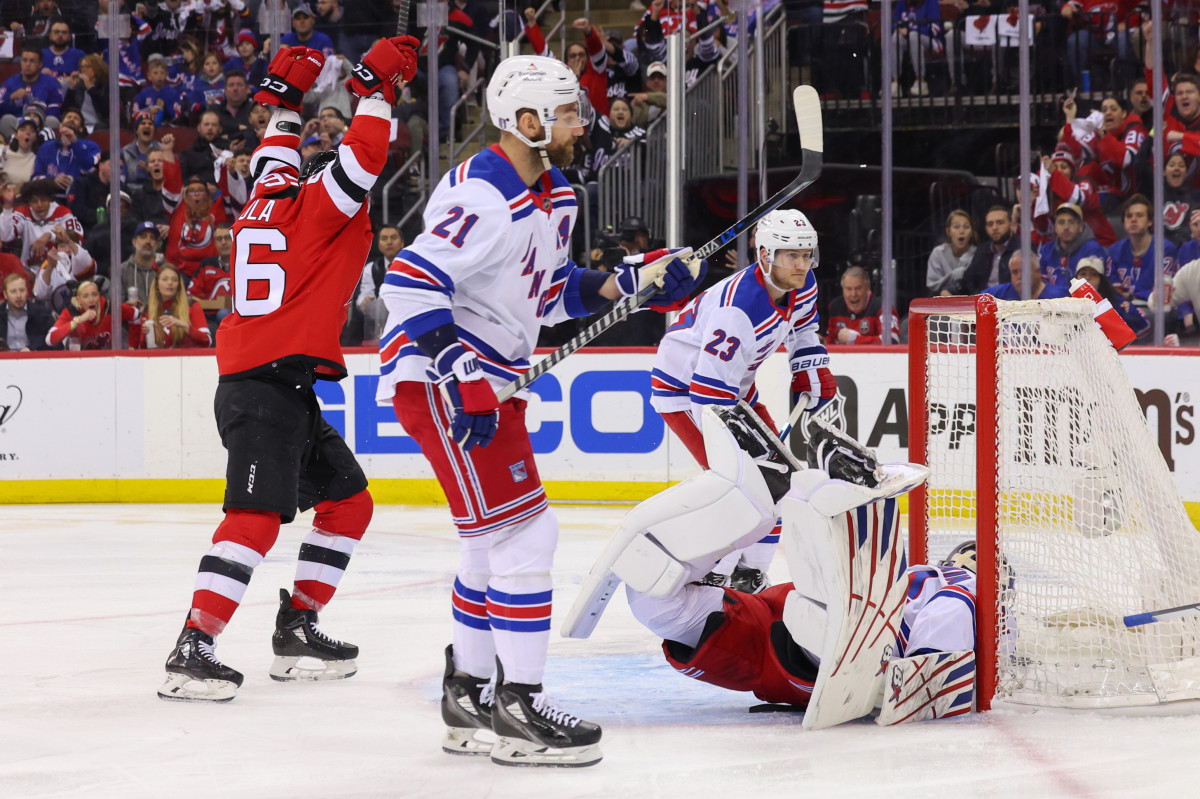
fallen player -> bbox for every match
[563,402,979,728]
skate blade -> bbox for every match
[269,655,357,682]
[157,672,238,702]
[442,725,497,756]
[490,737,602,768]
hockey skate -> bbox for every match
[441,645,497,756]
[490,660,603,767]
[158,625,244,702]
[269,589,358,681]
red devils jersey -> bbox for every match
[216,99,391,380]
[662,584,816,707]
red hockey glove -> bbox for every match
[346,35,421,104]
[426,343,500,450]
[254,47,326,111]
[791,345,836,412]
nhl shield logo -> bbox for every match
[509,460,528,482]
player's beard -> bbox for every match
[544,138,575,169]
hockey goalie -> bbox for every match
[561,402,979,728]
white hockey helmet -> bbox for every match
[487,56,585,148]
[756,209,819,268]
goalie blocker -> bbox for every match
[562,402,931,728]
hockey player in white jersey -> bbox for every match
[650,210,838,592]
[376,56,704,767]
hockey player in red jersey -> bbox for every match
[158,38,420,703]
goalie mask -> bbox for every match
[939,540,978,574]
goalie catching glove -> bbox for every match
[613,247,707,311]
[426,343,500,451]
[255,47,326,111]
[346,35,421,104]
[806,416,880,487]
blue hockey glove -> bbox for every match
[426,343,500,450]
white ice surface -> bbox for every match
[4,503,1200,799]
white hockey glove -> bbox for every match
[612,247,704,308]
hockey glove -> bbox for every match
[613,247,706,309]
[806,417,880,487]
[254,47,326,112]
[791,345,836,412]
[347,35,421,104]
[426,343,500,450]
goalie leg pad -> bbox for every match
[876,650,976,725]
[779,494,912,730]
[561,409,779,639]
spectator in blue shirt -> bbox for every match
[1037,203,1107,288]
[280,4,335,56]
[984,249,1071,301]
[0,45,66,121]
[133,56,183,123]
[34,110,98,199]
[42,17,86,82]
[226,30,267,88]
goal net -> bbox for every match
[907,295,1200,709]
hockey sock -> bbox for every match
[292,490,373,611]
[486,510,558,685]
[188,509,279,635]
[452,535,496,678]
[739,518,782,572]
[487,575,553,685]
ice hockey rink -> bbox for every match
[5,502,1200,799]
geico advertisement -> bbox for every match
[0,350,1198,499]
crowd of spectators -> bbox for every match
[0,0,763,351]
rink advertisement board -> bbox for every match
[1,348,1198,509]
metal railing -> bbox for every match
[381,148,428,230]
[717,6,788,172]
[596,114,669,238]
[448,77,489,165]
[570,182,592,267]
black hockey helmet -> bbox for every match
[299,149,337,181]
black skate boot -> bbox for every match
[729,564,770,594]
[157,625,244,702]
[490,659,602,767]
[440,644,496,756]
[269,588,358,681]
[700,571,732,588]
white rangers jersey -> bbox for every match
[376,145,583,401]
[650,264,820,417]
[897,565,977,657]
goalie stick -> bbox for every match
[497,85,824,402]
[1124,601,1200,627]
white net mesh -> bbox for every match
[917,297,1200,708]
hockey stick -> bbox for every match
[778,393,811,440]
[497,85,824,403]
[396,0,412,34]
[1124,601,1200,627]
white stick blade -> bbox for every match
[793,86,823,155]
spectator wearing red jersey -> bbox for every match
[826,266,901,345]
[1061,94,1145,202]
[161,153,228,279]
[1141,22,1200,170]
[525,13,611,118]
[130,264,212,349]
[0,177,84,274]
[47,279,140,350]
[1033,147,1118,246]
